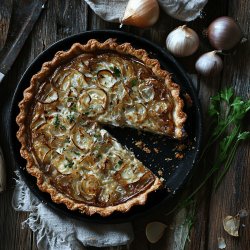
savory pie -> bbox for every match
[16,39,186,216]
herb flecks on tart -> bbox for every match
[16,39,186,216]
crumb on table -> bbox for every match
[135,140,151,153]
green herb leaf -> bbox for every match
[220,87,234,103]
[53,114,60,128]
[168,87,250,216]
[114,160,123,170]
[112,66,121,77]
[237,131,250,141]
[67,113,75,123]
[71,104,77,112]
[131,78,138,87]
[64,158,74,168]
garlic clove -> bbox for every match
[166,25,199,57]
[122,0,160,28]
[146,221,167,243]
[195,51,223,77]
[218,237,226,249]
[223,215,240,237]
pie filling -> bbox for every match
[18,40,186,214]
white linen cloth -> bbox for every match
[12,171,134,250]
[85,0,208,22]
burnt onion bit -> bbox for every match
[208,16,243,51]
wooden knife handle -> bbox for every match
[0,146,6,192]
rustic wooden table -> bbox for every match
[0,0,249,249]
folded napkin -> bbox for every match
[12,171,134,250]
[85,0,208,22]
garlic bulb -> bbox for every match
[146,221,167,243]
[195,51,223,76]
[166,25,199,57]
[122,0,160,28]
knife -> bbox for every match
[0,0,48,84]
[0,0,48,193]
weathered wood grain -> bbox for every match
[207,0,250,249]
[0,1,88,250]
[0,0,12,51]
[0,0,249,249]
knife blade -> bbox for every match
[0,0,13,51]
[0,0,48,84]
[0,0,47,192]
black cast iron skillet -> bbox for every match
[9,30,202,224]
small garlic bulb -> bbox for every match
[195,51,223,76]
[122,0,160,28]
[166,25,199,57]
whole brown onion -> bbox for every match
[208,16,243,50]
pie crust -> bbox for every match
[16,39,186,216]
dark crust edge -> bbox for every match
[16,39,185,216]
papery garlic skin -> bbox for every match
[146,222,167,243]
[166,25,199,57]
[195,51,223,76]
[122,0,160,28]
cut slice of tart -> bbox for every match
[16,39,186,216]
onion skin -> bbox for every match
[166,25,199,57]
[195,51,223,77]
[122,0,160,28]
[208,16,243,50]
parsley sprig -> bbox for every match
[167,88,250,215]
[207,88,250,189]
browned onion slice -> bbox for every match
[97,69,117,88]
[50,136,67,150]
[38,83,59,104]
[76,91,90,113]
[116,162,146,184]
[86,88,107,117]
[79,155,95,171]
[80,174,100,196]
[138,82,155,102]
[43,149,52,164]
[110,83,127,105]
[124,103,147,123]
[124,62,136,78]
[72,125,94,152]
[84,74,92,83]
[33,135,51,162]
[108,103,124,124]
[52,68,71,88]
[31,115,46,131]
[148,101,169,117]
[51,152,73,175]
[52,68,87,92]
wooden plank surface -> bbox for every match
[0,0,249,249]
[0,0,12,50]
